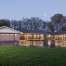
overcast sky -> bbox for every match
[0,0,66,21]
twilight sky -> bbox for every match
[0,0,66,21]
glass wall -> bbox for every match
[54,35,63,47]
[19,41,26,46]
[46,35,54,47]
[46,34,66,48]
[63,34,66,47]
[20,34,26,40]
[46,35,51,40]
[28,34,32,39]
[46,35,54,40]
[63,41,66,47]
[46,35,63,40]
[64,34,66,40]
[55,40,63,47]
[19,34,66,48]
[54,35,66,48]
[20,34,44,40]
[28,34,42,40]
[27,41,43,47]
[55,35,63,40]
[37,41,43,47]
[19,34,44,47]
[48,40,51,47]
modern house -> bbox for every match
[15,28,48,47]
[0,26,66,48]
[0,26,20,46]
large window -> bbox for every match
[50,36,54,39]
[28,34,41,39]
[28,34,33,39]
[20,34,26,40]
[64,35,66,40]
[46,35,54,40]
[55,35,63,40]
[55,40,63,47]
[33,34,36,39]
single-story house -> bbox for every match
[0,26,20,46]
[0,26,66,48]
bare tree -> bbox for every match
[51,14,64,31]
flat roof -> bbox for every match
[0,26,66,35]
[49,31,66,35]
[15,28,48,34]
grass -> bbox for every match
[0,46,66,66]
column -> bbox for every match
[44,34,48,47]
[14,34,15,45]
[51,35,55,48]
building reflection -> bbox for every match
[46,34,66,48]
[19,34,44,47]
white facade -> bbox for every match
[0,26,44,46]
[0,26,20,46]
[0,34,19,41]
[0,26,20,33]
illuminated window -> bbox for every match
[20,34,25,40]
[28,34,32,39]
[37,34,41,39]
[55,35,62,40]
[28,34,41,39]
[15,34,17,36]
[58,35,62,40]
[33,34,36,39]
[55,35,58,40]
[50,36,54,39]
[46,35,51,40]
[64,35,66,40]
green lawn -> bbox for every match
[0,46,66,66]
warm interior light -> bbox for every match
[48,35,51,37]
[28,34,32,39]
[33,34,36,39]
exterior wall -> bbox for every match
[0,34,14,41]
[46,34,66,48]
[54,34,66,48]
[0,26,66,48]
[1,30,66,48]
[19,34,44,47]
[0,34,19,46]
[15,34,19,41]
[0,27,20,46]
[0,34,19,41]
[0,41,19,46]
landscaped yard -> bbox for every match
[0,46,66,66]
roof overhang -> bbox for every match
[0,26,23,34]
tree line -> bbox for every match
[0,13,66,32]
